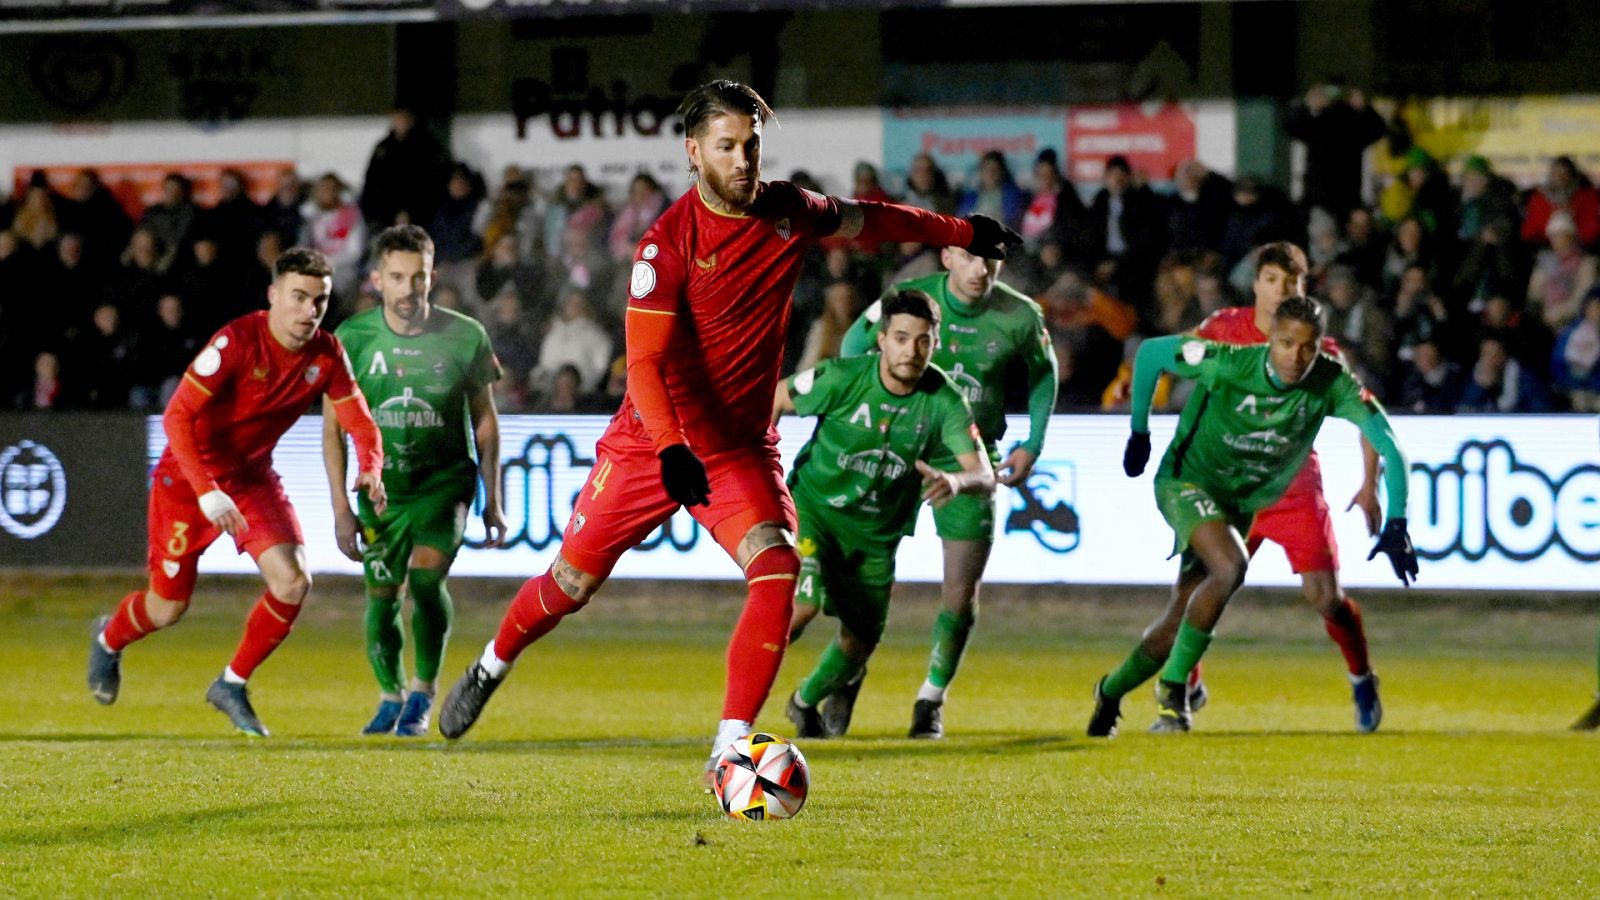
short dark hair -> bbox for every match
[1105,155,1132,174]
[373,224,435,262]
[1255,241,1308,278]
[1274,294,1325,337]
[274,247,334,281]
[677,80,775,139]
[880,289,941,327]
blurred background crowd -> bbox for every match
[3,86,1594,418]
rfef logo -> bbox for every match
[1005,465,1080,553]
[1409,439,1600,562]
[0,440,67,540]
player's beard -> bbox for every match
[884,358,925,392]
[703,166,758,212]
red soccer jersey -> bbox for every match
[158,311,375,493]
[618,182,842,454]
[1195,305,1345,501]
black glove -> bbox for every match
[963,214,1023,261]
[659,444,710,507]
[1123,432,1151,478]
[1367,517,1419,586]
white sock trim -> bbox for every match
[712,719,751,755]
[479,640,511,678]
[222,666,247,685]
[917,680,947,703]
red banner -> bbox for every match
[1067,104,1197,182]
[13,160,293,222]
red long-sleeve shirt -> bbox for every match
[622,181,972,455]
[159,310,381,495]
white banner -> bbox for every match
[148,413,1600,591]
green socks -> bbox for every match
[364,591,405,695]
[407,567,453,686]
[364,568,454,694]
[798,639,863,707]
[1102,646,1162,699]
[927,609,976,690]
[1159,621,1214,685]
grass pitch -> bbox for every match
[2,573,1598,897]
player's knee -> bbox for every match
[745,541,801,581]
[268,570,312,606]
[838,630,877,662]
[146,596,190,629]
[1302,578,1341,615]
[1211,556,1247,594]
[738,522,796,570]
[551,555,603,605]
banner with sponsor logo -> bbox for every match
[1380,95,1600,187]
[144,413,1599,591]
[882,102,1228,192]
[0,414,146,568]
[453,107,884,202]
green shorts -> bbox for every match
[357,491,470,587]
[1154,476,1254,566]
[793,507,899,645]
[929,441,1001,543]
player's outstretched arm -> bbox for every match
[828,196,1020,260]
[319,396,362,562]
[915,450,994,508]
[469,383,507,548]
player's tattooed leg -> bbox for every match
[550,554,602,604]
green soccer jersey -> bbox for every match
[787,354,980,542]
[839,273,1057,455]
[1136,336,1403,516]
[335,306,502,502]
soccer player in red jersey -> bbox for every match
[87,248,386,737]
[1188,242,1387,731]
[439,80,1020,769]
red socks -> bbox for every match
[102,591,155,652]
[1324,596,1371,676]
[228,592,302,680]
[722,546,800,722]
[493,571,584,663]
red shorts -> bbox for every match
[1245,485,1339,574]
[147,462,304,600]
[560,432,795,579]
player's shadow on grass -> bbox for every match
[0,732,196,743]
[0,803,288,850]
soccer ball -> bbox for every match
[711,732,809,820]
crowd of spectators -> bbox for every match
[3,91,1597,417]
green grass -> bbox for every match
[2,574,1599,896]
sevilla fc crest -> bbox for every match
[305,364,322,384]
[775,218,792,241]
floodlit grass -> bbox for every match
[2,574,1598,896]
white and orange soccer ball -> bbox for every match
[711,732,809,820]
